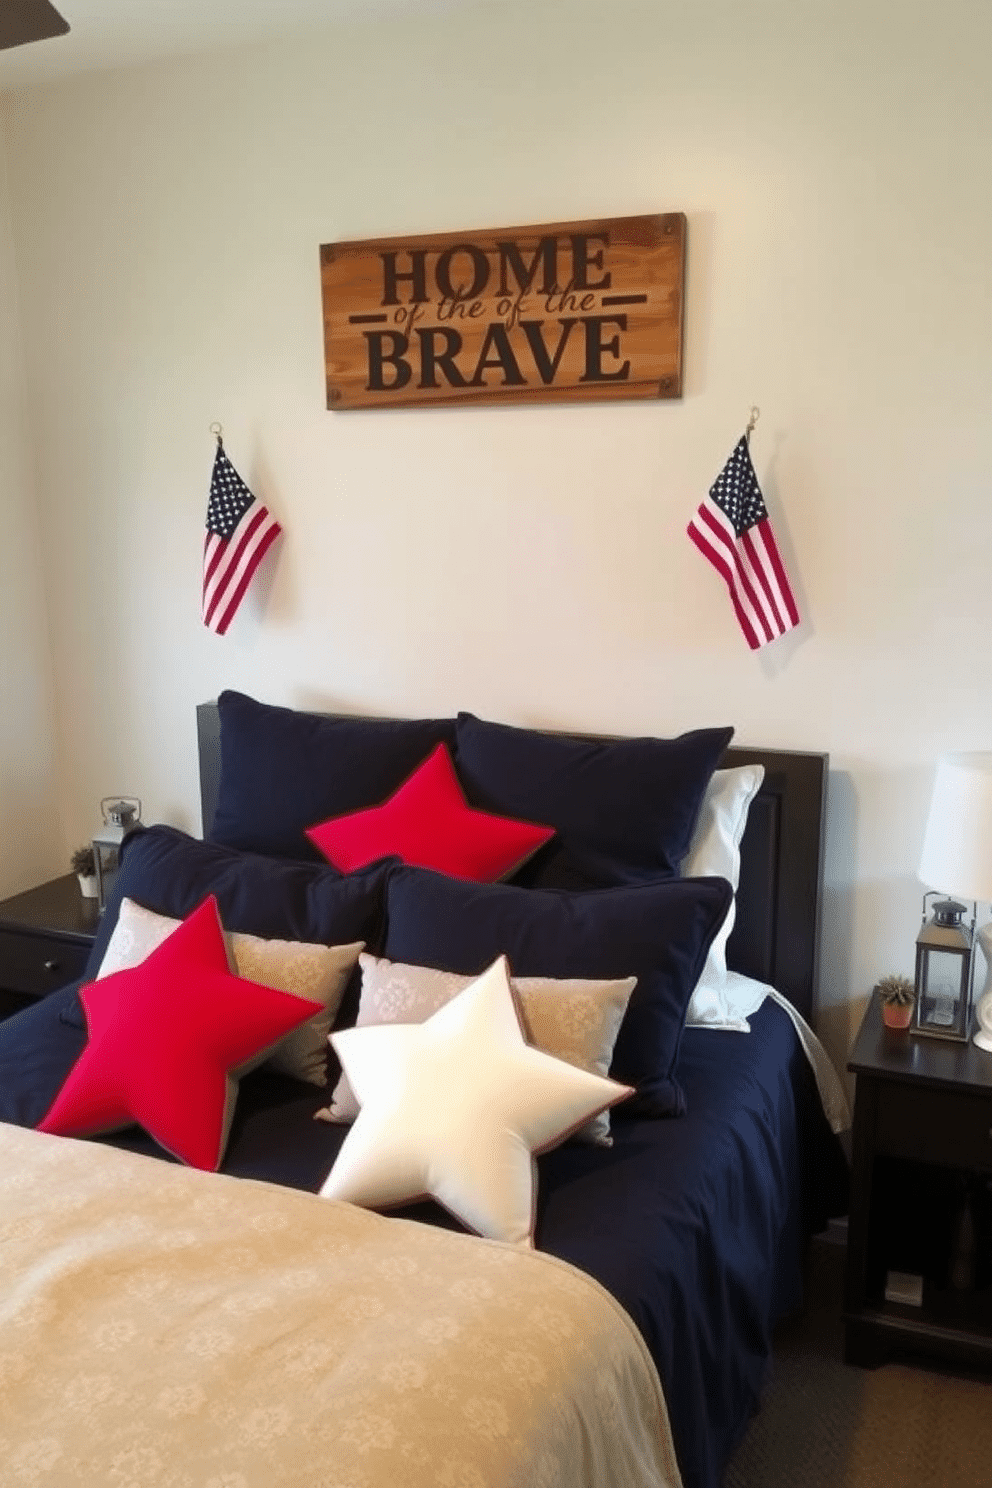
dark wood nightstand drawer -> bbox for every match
[876,1080,992,1172]
[0,928,91,999]
[0,875,98,1015]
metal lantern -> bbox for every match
[92,797,142,912]
[912,892,975,1041]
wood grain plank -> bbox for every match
[320,212,686,410]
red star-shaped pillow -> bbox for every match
[306,742,554,882]
[37,896,323,1170]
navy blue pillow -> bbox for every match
[453,712,734,890]
[382,865,732,1118]
[85,825,390,989]
[208,690,457,860]
[0,981,87,1127]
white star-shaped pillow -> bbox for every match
[320,956,632,1245]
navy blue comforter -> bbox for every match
[539,1001,849,1488]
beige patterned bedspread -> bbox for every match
[0,1124,682,1488]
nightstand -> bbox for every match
[0,874,99,1020]
[845,989,992,1369]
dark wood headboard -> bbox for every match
[195,702,827,1022]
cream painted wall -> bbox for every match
[2,0,990,1078]
[0,119,59,893]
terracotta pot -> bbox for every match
[882,1001,913,1030]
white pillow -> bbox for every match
[97,897,364,1086]
[320,956,632,1246]
[682,764,764,1029]
[317,952,636,1145]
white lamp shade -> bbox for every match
[919,753,992,904]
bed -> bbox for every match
[0,692,849,1488]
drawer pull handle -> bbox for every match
[43,959,60,973]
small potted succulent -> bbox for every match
[71,845,98,899]
[876,974,915,1029]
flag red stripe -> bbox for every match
[687,511,765,647]
[740,527,786,634]
[688,527,763,649]
[742,526,798,636]
[687,510,764,649]
[212,522,281,636]
[753,520,799,626]
[736,527,787,639]
[202,537,223,622]
[689,502,772,646]
[203,506,268,622]
[725,540,775,644]
[204,520,278,633]
[706,505,783,642]
[205,507,269,616]
[203,533,224,591]
[202,505,281,634]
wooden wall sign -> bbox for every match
[320,211,686,411]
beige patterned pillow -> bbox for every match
[97,898,364,1087]
[319,952,636,1144]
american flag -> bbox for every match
[687,435,800,650]
[202,442,282,636]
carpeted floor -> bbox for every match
[722,1237,992,1488]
